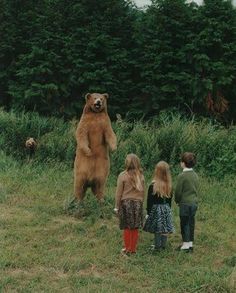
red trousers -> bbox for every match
[123,229,139,253]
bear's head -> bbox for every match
[85,93,108,113]
[25,137,37,149]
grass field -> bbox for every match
[0,152,235,292]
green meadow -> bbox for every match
[0,110,235,292]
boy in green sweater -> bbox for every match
[175,152,199,252]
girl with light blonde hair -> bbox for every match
[153,161,172,197]
[115,154,145,255]
[143,161,174,251]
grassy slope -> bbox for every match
[0,155,235,292]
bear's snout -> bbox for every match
[94,99,102,109]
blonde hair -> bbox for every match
[152,161,172,198]
[125,154,144,191]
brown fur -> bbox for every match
[74,93,117,201]
[25,137,37,160]
[25,137,37,148]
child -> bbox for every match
[175,152,199,252]
[114,154,145,254]
[143,161,174,250]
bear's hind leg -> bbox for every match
[92,179,106,202]
[74,178,87,201]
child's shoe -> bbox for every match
[121,249,129,256]
[188,242,194,252]
[149,244,160,251]
[176,242,190,252]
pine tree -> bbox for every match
[193,0,236,120]
[135,0,198,117]
[59,0,138,118]
[4,0,138,118]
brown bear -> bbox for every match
[25,137,37,161]
[74,93,117,201]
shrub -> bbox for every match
[0,109,235,178]
[0,109,76,164]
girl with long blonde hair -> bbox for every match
[115,154,145,255]
[152,161,172,197]
[143,161,174,251]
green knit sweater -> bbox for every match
[175,170,199,205]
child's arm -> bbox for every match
[115,174,124,210]
[175,175,183,204]
[147,184,153,215]
[168,191,173,208]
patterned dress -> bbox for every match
[115,171,145,230]
[143,184,174,234]
[119,199,143,230]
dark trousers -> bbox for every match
[154,233,167,249]
[179,204,198,242]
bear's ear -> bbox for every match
[85,93,91,101]
[102,93,109,99]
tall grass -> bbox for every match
[112,113,236,178]
[0,109,77,163]
[0,109,235,178]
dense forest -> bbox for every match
[0,0,235,121]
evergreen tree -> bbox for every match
[60,0,138,118]
[7,0,70,115]
[193,0,236,120]
[135,0,197,117]
[0,0,235,121]
[5,0,138,118]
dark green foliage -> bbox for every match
[135,0,197,114]
[0,0,137,119]
[0,0,235,121]
[193,0,236,120]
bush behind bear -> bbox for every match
[0,109,235,179]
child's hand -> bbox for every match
[145,214,149,220]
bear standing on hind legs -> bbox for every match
[74,93,117,202]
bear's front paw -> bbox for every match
[84,148,93,156]
[110,144,117,152]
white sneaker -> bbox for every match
[180,242,190,250]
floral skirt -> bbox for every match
[143,204,174,234]
[119,199,143,230]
